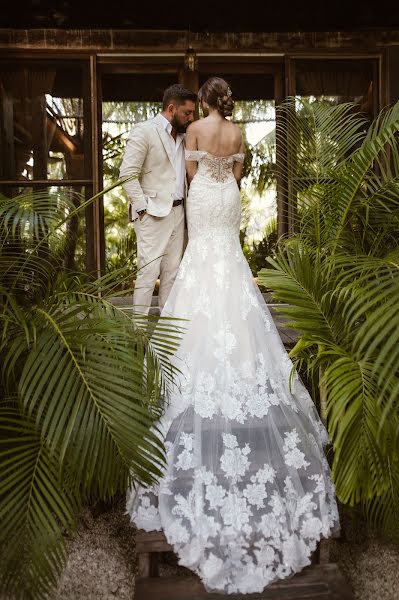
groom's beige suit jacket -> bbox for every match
[120,113,185,221]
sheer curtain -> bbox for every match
[295,59,373,111]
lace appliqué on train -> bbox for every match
[128,431,338,594]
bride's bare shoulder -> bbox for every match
[229,121,243,142]
[187,119,203,131]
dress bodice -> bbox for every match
[185,150,245,184]
[184,150,243,240]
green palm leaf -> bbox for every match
[323,358,393,502]
[13,297,181,496]
[0,406,78,599]
[0,183,184,597]
[259,242,347,351]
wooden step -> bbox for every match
[136,529,173,553]
[135,530,173,577]
[134,529,336,578]
[135,530,335,558]
[135,563,354,600]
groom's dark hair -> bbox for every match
[162,84,197,109]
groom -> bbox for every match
[120,84,197,314]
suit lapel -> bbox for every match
[153,114,174,166]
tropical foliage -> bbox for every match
[243,217,278,277]
[258,98,399,535]
[0,185,182,598]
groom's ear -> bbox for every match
[166,102,176,116]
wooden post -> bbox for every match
[138,553,151,578]
[0,89,16,182]
[86,55,106,279]
[179,67,199,120]
[285,57,298,236]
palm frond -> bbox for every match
[12,298,179,496]
[0,182,184,597]
[323,358,395,502]
[261,98,399,536]
[0,406,78,599]
[329,102,399,254]
[258,242,346,350]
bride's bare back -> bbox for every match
[186,115,244,183]
[187,114,242,156]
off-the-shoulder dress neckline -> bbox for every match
[185,150,244,160]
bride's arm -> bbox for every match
[185,123,198,184]
[233,137,245,184]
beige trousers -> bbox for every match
[133,205,185,314]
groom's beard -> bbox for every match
[171,114,189,133]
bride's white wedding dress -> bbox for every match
[126,150,339,594]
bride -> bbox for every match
[126,77,340,594]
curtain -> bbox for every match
[0,68,56,179]
[295,60,372,102]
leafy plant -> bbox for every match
[243,217,278,277]
[258,98,399,536]
[0,185,183,598]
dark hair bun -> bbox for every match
[217,95,234,117]
[198,77,234,118]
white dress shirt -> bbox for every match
[158,113,185,201]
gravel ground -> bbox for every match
[330,507,399,600]
[49,496,136,599]
[40,499,399,599]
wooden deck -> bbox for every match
[135,564,353,600]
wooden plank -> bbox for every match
[137,552,150,578]
[135,563,354,600]
[1,28,397,53]
[134,530,336,565]
[134,530,335,562]
[135,530,173,553]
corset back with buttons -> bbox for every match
[184,150,245,240]
[185,150,244,184]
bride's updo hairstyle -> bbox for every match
[198,77,234,118]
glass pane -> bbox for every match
[102,101,161,281]
[0,61,87,182]
[1,185,87,271]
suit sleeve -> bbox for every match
[119,124,149,213]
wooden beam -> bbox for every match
[1,28,398,53]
